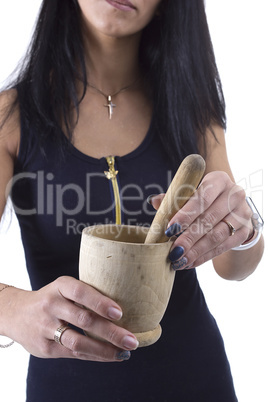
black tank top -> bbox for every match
[11,108,238,401]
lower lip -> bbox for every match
[106,0,135,12]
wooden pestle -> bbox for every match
[144,154,206,244]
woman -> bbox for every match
[0,0,264,401]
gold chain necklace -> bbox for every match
[87,78,139,119]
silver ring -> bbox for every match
[222,219,236,236]
[54,324,70,345]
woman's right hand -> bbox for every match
[1,276,139,361]
[0,93,138,362]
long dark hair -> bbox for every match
[2,0,225,166]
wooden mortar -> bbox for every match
[79,154,206,347]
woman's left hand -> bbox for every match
[151,171,253,270]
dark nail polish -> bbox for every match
[116,350,131,361]
[165,223,182,237]
[147,194,158,205]
[169,246,184,262]
[172,257,188,271]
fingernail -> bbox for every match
[107,307,123,320]
[172,257,188,271]
[116,350,131,361]
[169,246,184,262]
[123,335,139,350]
[147,194,158,205]
[165,223,182,237]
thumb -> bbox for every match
[147,193,165,210]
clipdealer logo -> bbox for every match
[7,170,174,228]
[5,169,264,235]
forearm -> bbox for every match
[0,284,22,337]
[212,234,264,281]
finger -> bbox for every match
[47,328,131,362]
[147,193,165,210]
[188,226,249,269]
[60,325,136,358]
[167,199,239,265]
[166,183,246,241]
[184,219,240,266]
[165,172,246,236]
[50,298,139,350]
[172,216,249,270]
[54,277,123,321]
[166,173,227,232]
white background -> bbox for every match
[0,1,267,401]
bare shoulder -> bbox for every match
[0,88,20,159]
[0,89,20,217]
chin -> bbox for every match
[92,20,143,39]
[81,8,153,40]
[101,27,138,38]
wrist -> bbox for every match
[0,285,24,335]
[0,285,15,347]
[232,197,264,251]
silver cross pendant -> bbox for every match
[104,95,116,119]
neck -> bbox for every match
[82,29,142,94]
